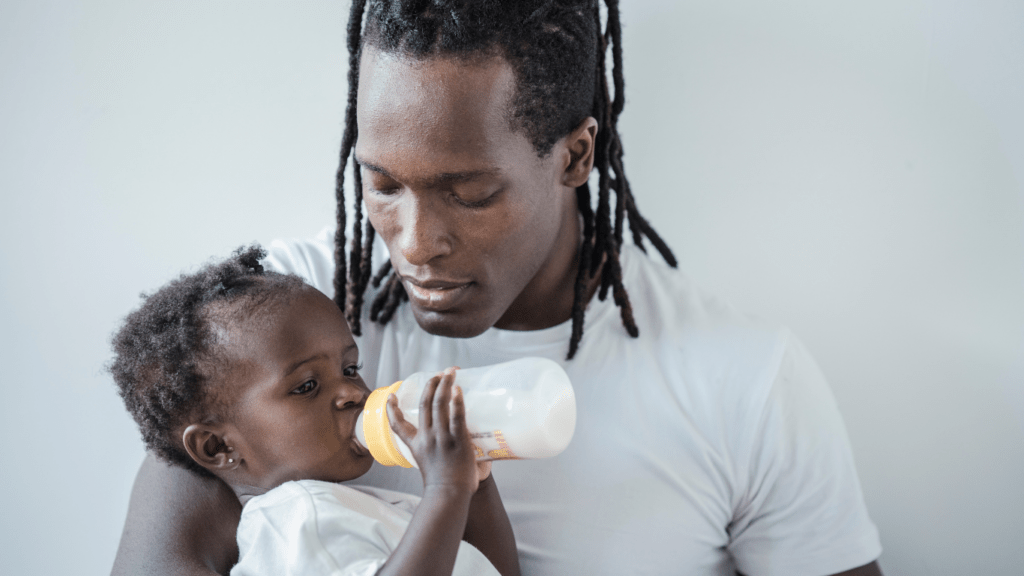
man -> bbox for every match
[113,2,882,574]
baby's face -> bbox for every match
[216,287,373,490]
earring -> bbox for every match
[228,458,235,464]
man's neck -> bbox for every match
[494,230,605,331]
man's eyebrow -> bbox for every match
[355,157,396,180]
[355,156,499,186]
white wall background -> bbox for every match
[1,1,1021,574]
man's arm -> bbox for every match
[832,561,883,576]
[738,560,882,576]
[111,453,241,576]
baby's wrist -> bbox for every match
[422,481,476,501]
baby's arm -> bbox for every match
[379,369,520,576]
[463,471,520,576]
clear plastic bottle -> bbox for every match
[355,357,576,468]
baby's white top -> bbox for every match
[231,480,499,576]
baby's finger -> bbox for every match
[475,460,492,483]
[418,375,441,431]
[432,371,455,436]
[386,393,418,445]
[449,384,468,439]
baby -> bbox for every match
[110,246,520,576]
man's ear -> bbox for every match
[182,423,238,473]
[561,116,598,188]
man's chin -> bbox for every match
[410,305,495,339]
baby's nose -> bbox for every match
[334,381,369,410]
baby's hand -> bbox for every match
[386,368,483,494]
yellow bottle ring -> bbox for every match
[361,381,413,468]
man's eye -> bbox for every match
[292,380,317,395]
[367,183,401,197]
[453,188,500,209]
[453,195,492,208]
[343,363,363,378]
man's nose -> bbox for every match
[396,193,453,266]
[334,380,369,410]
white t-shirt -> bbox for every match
[265,227,881,576]
[231,480,499,576]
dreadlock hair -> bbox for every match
[108,245,306,477]
[334,0,677,359]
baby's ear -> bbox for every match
[182,424,238,473]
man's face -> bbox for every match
[355,47,582,337]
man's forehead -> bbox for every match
[357,49,515,134]
[359,45,515,91]
[353,46,541,184]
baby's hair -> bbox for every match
[109,245,305,476]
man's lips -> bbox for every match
[400,275,474,311]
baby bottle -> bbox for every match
[355,357,576,468]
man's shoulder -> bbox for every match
[621,244,787,364]
[263,226,338,297]
[264,226,392,313]
[610,246,798,421]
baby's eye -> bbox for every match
[291,380,318,395]
[343,363,363,378]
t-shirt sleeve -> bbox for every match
[727,332,881,576]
